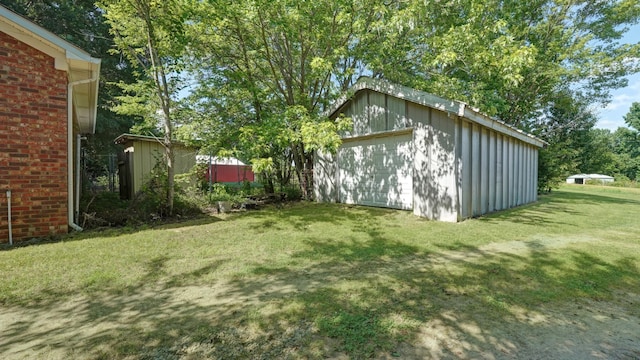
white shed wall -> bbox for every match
[314,150,336,202]
[410,104,458,221]
[315,87,541,222]
[455,119,538,219]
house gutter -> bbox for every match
[67,76,97,232]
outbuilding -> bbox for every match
[196,156,255,184]
[566,174,614,184]
[0,5,100,243]
[115,134,197,199]
[314,78,546,222]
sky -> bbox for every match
[595,24,640,131]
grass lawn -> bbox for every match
[0,185,639,359]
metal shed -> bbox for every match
[314,78,546,222]
[566,174,614,184]
[195,156,256,183]
[115,134,198,199]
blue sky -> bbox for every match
[595,24,640,131]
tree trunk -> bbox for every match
[164,134,174,215]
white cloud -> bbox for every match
[595,73,640,130]
[604,93,634,111]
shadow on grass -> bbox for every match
[478,188,639,226]
[1,191,639,358]
[0,214,225,252]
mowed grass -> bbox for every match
[1,185,639,359]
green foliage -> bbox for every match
[535,92,595,191]
[282,184,302,201]
[100,0,196,214]
[180,0,639,198]
[605,176,640,188]
[376,0,640,128]
[206,184,243,204]
[185,0,396,199]
[80,192,130,228]
[624,102,640,131]
[8,0,639,203]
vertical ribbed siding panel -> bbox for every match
[514,142,520,206]
[480,128,489,215]
[530,146,536,202]
[533,149,540,200]
[368,91,386,132]
[522,143,531,204]
[513,142,519,206]
[488,130,496,212]
[472,124,481,217]
[517,141,523,206]
[349,91,368,136]
[527,145,533,203]
[504,138,509,208]
[388,96,407,130]
[495,133,503,211]
[502,135,509,210]
[523,143,528,204]
[461,121,472,219]
[519,142,525,205]
[455,117,463,220]
[508,138,515,208]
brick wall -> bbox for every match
[0,31,69,243]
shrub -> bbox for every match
[283,184,302,201]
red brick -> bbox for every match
[0,31,69,243]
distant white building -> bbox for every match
[566,174,614,184]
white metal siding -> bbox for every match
[321,82,542,222]
[456,122,540,219]
[411,106,458,221]
[338,133,413,210]
[314,150,336,202]
[488,130,496,213]
[388,96,407,130]
[369,91,387,132]
[461,121,472,219]
[472,124,481,216]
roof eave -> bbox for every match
[1,5,101,134]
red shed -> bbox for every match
[199,156,255,183]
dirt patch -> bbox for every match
[390,295,640,359]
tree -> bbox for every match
[535,91,599,190]
[99,0,192,214]
[624,102,640,132]
[184,0,640,197]
[579,129,618,175]
[611,103,640,179]
[184,0,376,198]
[372,0,640,130]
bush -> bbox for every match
[283,184,302,201]
[79,192,131,228]
[607,176,640,188]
